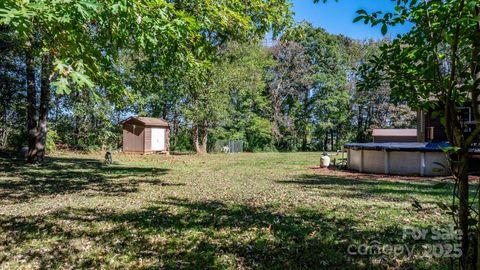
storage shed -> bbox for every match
[121,117,170,154]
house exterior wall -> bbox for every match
[123,124,145,153]
[421,106,477,142]
[144,127,152,152]
[373,136,418,143]
[470,154,480,173]
[425,112,448,142]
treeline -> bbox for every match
[0,1,415,159]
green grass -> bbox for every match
[0,152,459,269]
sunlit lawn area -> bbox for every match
[0,152,458,269]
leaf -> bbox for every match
[52,77,71,95]
[70,71,94,89]
[412,200,422,210]
[353,16,363,23]
[440,146,461,154]
[356,9,367,15]
[381,24,388,35]
[436,202,449,211]
[432,182,448,189]
[433,162,447,169]
[467,218,477,226]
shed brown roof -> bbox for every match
[372,129,417,137]
[121,116,169,127]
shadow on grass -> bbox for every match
[276,174,460,204]
[170,151,197,156]
[0,156,178,204]
[0,197,441,269]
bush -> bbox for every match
[5,129,27,150]
[46,129,59,153]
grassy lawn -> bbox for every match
[0,152,459,269]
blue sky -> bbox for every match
[290,0,412,40]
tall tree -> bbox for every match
[210,42,274,152]
[168,0,292,154]
[0,26,26,149]
[354,0,480,267]
[354,43,416,142]
[268,41,312,150]
[284,24,357,151]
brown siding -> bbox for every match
[121,117,171,154]
[470,154,480,175]
[124,118,145,127]
[373,136,418,143]
[417,110,426,142]
[144,127,152,152]
[426,112,448,142]
[123,124,145,153]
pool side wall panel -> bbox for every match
[346,148,449,176]
[389,151,421,175]
[349,149,362,172]
[363,150,385,174]
[425,152,450,176]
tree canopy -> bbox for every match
[0,0,418,156]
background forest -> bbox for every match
[0,1,416,155]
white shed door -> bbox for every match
[151,128,165,151]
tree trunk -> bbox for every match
[336,131,339,152]
[472,5,480,268]
[330,130,334,151]
[356,108,363,142]
[323,132,328,152]
[302,88,309,151]
[476,95,480,270]
[33,54,52,163]
[26,49,38,163]
[165,128,170,154]
[198,122,208,154]
[454,150,470,269]
[73,89,81,147]
[54,94,59,129]
[302,130,308,151]
[193,124,201,154]
[172,110,178,149]
[271,86,282,140]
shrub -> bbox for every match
[46,129,59,153]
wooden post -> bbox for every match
[359,150,364,173]
[420,152,426,176]
[417,109,426,142]
[347,149,351,168]
[384,150,390,175]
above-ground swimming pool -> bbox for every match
[344,142,449,176]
